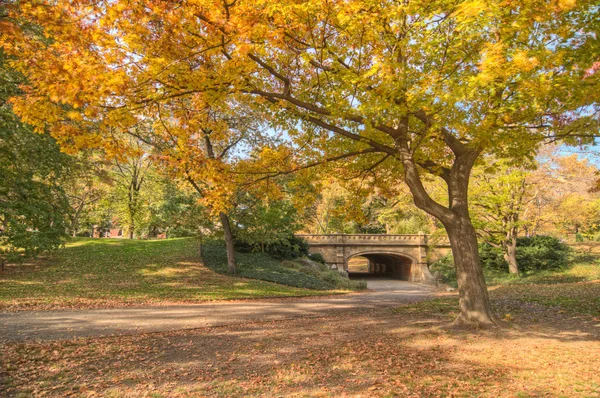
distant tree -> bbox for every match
[62,153,110,237]
[526,149,600,239]
[111,144,152,239]
[141,178,210,238]
[234,195,300,252]
[470,160,532,274]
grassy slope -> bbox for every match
[434,245,600,288]
[202,240,365,291]
[0,238,342,311]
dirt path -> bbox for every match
[0,281,433,342]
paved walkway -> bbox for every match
[1,280,432,342]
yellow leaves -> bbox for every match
[475,43,540,89]
[105,108,138,130]
[66,111,83,122]
[454,0,490,20]
[557,0,577,11]
[477,42,507,83]
[512,50,538,72]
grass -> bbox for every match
[420,246,600,318]
[434,248,600,288]
[202,239,366,291]
[483,255,600,286]
[0,238,346,311]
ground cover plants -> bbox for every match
[203,239,366,291]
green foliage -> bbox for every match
[480,235,570,273]
[516,236,571,270]
[204,239,364,291]
[236,234,309,260]
[0,51,70,259]
[429,255,457,287]
[478,244,510,271]
[308,253,326,264]
[320,271,367,290]
[141,179,209,238]
[265,235,309,260]
[233,198,301,252]
[432,236,580,287]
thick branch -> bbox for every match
[243,148,380,183]
[413,109,469,156]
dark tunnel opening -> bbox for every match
[347,254,413,281]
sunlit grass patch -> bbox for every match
[0,238,343,311]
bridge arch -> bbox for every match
[298,234,438,284]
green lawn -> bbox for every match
[0,238,343,311]
[416,244,600,319]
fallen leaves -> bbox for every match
[2,290,599,397]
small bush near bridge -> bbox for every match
[234,235,309,260]
[308,253,327,264]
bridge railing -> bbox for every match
[296,234,426,242]
[296,234,450,245]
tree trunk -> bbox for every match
[503,238,519,275]
[398,142,497,328]
[128,225,134,239]
[219,211,237,274]
[445,215,498,327]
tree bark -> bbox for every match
[503,237,519,275]
[444,215,497,327]
[219,211,237,274]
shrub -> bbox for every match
[430,235,571,286]
[234,235,309,260]
[320,270,366,290]
[308,253,326,264]
[479,235,570,273]
[429,255,457,287]
[280,260,301,270]
[516,235,570,271]
[296,258,329,272]
[478,244,507,271]
[264,235,309,260]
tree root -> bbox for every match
[451,313,504,329]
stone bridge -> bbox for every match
[297,234,445,284]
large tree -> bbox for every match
[0,50,70,261]
[4,0,599,326]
